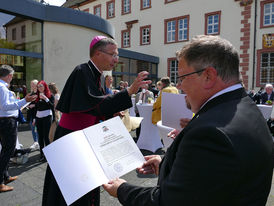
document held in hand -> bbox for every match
[43,116,145,205]
[161,92,193,130]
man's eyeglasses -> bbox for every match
[99,50,119,59]
[177,68,206,84]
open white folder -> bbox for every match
[43,116,145,205]
[161,92,193,130]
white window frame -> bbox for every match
[108,2,114,18]
[123,31,130,47]
[123,0,130,13]
[260,52,274,84]
[264,2,274,26]
[178,18,188,41]
[142,27,150,45]
[142,0,150,9]
[169,59,178,84]
[94,6,101,16]
[167,20,176,42]
[207,14,219,34]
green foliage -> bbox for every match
[0,38,16,49]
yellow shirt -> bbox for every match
[151,86,179,125]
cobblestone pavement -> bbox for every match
[0,125,273,206]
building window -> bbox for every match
[167,20,176,42]
[205,11,221,35]
[107,0,115,19]
[259,51,274,84]
[141,0,151,10]
[178,18,188,41]
[121,30,130,48]
[261,0,274,28]
[165,15,189,44]
[168,58,179,84]
[21,25,25,38]
[94,4,101,17]
[140,25,151,45]
[83,8,89,13]
[12,28,16,40]
[32,22,37,36]
[122,0,131,15]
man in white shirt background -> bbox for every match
[0,65,36,192]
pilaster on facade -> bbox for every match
[238,1,253,88]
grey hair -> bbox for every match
[90,38,118,57]
[0,65,14,78]
[176,35,240,83]
[265,83,273,89]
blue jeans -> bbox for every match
[30,118,38,142]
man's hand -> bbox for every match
[127,71,151,96]
[103,178,126,197]
[25,93,37,102]
[167,129,180,140]
[180,118,191,128]
[113,111,125,118]
[167,118,191,140]
[137,155,162,176]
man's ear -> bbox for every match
[203,67,217,89]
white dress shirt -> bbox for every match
[0,79,26,117]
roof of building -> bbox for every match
[0,0,114,37]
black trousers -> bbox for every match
[36,115,52,157]
[0,117,17,184]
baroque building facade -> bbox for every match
[63,0,274,90]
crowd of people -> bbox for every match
[0,35,273,206]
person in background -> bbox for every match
[0,65,36,192]
[34,80,55,162]
[27,79,39,151]
[116,80,124,91]
[103,35,273,206]
[104,75,113,95]
[253,86,264,104]
[156,81,162,92]
[42,35,150,206]
[48,82,61,121]
[151,77,179,125]
[123,81,129,89]
[261,84,274,105]
[134,84,154,140]
[149,83,159,98]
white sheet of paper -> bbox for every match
[83,116,145,180]
[43,131,108,205]
[43,117,145,205]
[161,92,193,130]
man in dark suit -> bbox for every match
[103,35,273,205]
[261,84,274,104]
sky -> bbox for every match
[44,0,66,6]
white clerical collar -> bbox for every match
[89,59,102,74]
[200,83,243,110]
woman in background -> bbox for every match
[34,80,54,161]
[27,79,39,151]
[48,82,61,122]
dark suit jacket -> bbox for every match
[261,91,274,104]
[117,88,273,206]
